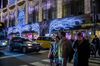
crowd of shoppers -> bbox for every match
[48,31,100,66]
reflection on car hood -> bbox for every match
[32,41,40,44]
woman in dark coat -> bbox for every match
[73,32,90,66]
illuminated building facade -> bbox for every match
[0,0,85,27]
[0,0,100,37]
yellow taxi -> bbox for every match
[36,36,54,49]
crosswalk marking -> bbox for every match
[89,57,100,64]
[0,50,100,66]
[30,62,48,66]
[0,50,48,59]
[0,54,24,59]
[29,59,73,66]
[89,59,100,64]
[29,58,100,66]
[39,50,48,53]
[20,65,28,66]
[42,59,50,63]
[34,59,100,66]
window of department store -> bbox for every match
[42,0,57,21]
[96,0,100,22]
[62,0,84,17]
[96,0,100,13]
[4,19,7,28]
[9,15,15,27]
[11,17,15,26]
[9,17,11,27]
[11,16,15,26]
[28,10,38,24]
[28,5,39,24]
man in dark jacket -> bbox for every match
[73,32,90,66]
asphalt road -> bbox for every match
[0,50,49,66]
[0,49,100,66]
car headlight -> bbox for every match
[27,44,32,46]
[2,42,7,46]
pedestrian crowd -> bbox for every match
[48,31,100,66]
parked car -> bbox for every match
[36,36,54,49]
[9,37,41,53]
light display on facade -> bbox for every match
[21,24,30,31]
[31,23,40,34]
[49,16,84,34]
[8,23,40,36]
[9,12,16,26]
[8,0,16,6]
[8,27,13,34]
[18,9,25,26]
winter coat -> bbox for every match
[58,37,72,66]
[73,39,90,66]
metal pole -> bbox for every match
[92,0,96,35]
[1,0,3,21]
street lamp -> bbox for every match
[92,0,97,35]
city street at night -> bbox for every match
[0,0,100,66]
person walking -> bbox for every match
[58,31,72,66]
[68,35,75,63]
[92,35,100,56]
[48,36,60,66]
[73,32,90,66]
[98,37,100,56]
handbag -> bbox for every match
[48,52,54,59]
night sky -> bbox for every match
[0,0,8,8]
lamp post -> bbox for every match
[92,0,96,35]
